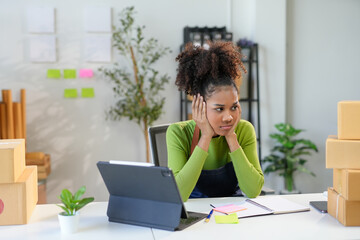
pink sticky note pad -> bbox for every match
[214,204,246,214]
[79,69,93,78]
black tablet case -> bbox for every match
[97,161,189,231]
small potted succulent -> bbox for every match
[57,186,94,234]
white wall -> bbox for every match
[3,0,357,203]
[286,0,360,193]
[0,0,239,203]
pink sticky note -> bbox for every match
[79,69,93,78]
[214,204,247,214]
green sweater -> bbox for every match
[166,119,264,202]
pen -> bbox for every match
[205,209,213,223]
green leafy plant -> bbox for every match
[263,123,318,192]
[99,6,171,163]
[57,186,94,216]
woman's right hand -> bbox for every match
[192,94,214,139]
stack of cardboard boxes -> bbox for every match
[1,89,51,203]
[0,139,38,225]
[326,101,360,226]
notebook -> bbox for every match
[97,161,207,231]
[212,196,310,218]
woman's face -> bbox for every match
[205,85,241,136]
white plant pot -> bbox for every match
[58,212,80,234]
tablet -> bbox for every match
[309,201,327,213]
[97,161,206,231]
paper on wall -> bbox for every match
[26,7,55,33]
[84,35,111,62]
[29,36,56,62]
[84,7,112,32]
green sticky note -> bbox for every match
[81,88,95,98]
[47,69,61,78]
[64,89,78,98]
[215,213,239,224]
[64,69,77,79]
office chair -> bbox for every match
[148,123,274,195]
[148,123,170,167]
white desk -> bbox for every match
[154,193,360,240]
[0,202,153,240]
[1,194,360,240]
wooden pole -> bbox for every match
[143,118,150,163]
[20,89,26,140]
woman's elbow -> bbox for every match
[244,177,264,198]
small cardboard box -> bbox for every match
[326,136,360,168]
[0,139,26,183]
[338,101,360,140]
[0,166,38,225]
[328,187,360,226]
[333,169,360,201]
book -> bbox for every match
[212,196,310,218]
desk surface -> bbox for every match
[0,193,359,240]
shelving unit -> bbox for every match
[179,43,262,161]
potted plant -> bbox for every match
[99,6,171,163]
[262,123,318,194]
[57,186,94,234]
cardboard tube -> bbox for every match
[4,90,14,139]
[0,103,6,139]
[1,90,7,102]
[13,103,23,139]
[20,89,26,140]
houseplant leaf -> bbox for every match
[263,123,318,193]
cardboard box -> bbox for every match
[25,152,45,161]
[0,139,26,183]
[328,187,360,226]
[26,153,50,165]
[333,169,360,201]
[0,166,38,225]
[326,136,360,168]
[338,101,360,140]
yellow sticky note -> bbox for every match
[81,88,95,98]
[64,89,78,98]
[215,213,239,224]
[64,69,77,79]
[47,69,61,78]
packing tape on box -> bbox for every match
[334,188,343,223]
[336,193,340,221]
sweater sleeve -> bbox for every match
[230,121,264,198]
[166,123,208,202]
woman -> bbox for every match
[167,41,264,202]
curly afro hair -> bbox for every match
[175,41,246,99]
